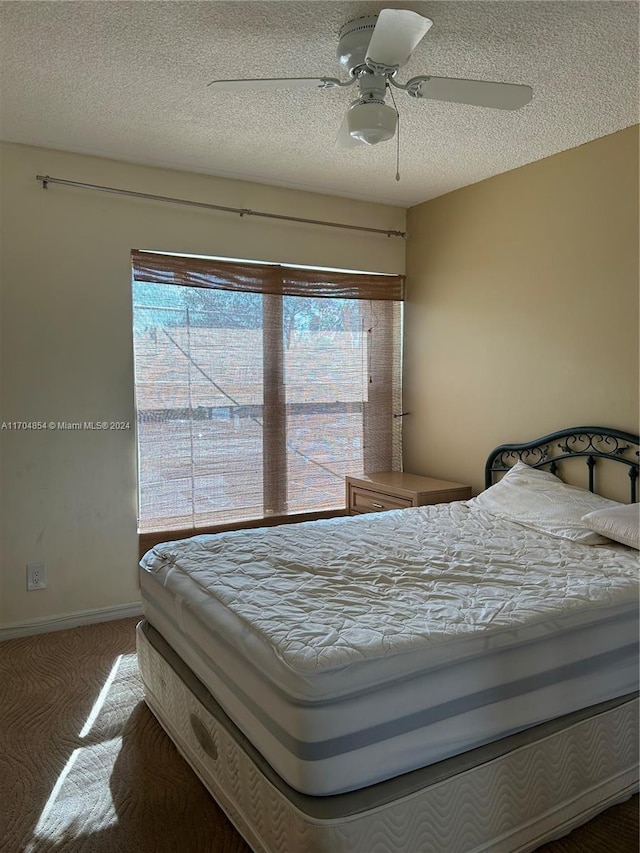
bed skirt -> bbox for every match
[136,620,639,853]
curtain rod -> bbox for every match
[35,175,407,239]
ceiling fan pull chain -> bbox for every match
[388,83,401,181]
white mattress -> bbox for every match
[140,501,639,795]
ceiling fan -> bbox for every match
[208,9,533,149]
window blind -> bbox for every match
[132,250,404,301]
[132,251,403,536]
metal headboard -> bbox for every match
[485,426,640,502]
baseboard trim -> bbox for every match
[0,601,144,641]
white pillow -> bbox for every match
[471,460,622,544]
[582,504,640,550]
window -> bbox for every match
[132,251,403,539]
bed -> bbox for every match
[137,425,639,852]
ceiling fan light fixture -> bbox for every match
[347,101,397,145]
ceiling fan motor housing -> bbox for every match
[337,16,378,74]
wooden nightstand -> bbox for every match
[346,471,472,516]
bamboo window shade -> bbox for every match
[132,251,404,540]
[132,251,404,301]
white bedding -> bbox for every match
[140,501,639,794]
[142,501,638,697]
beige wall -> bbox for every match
[0,142,405,629]
[403,126,639,495]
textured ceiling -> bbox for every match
[0,1,638,207]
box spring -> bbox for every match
[137,620,639,853]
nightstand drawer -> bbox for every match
[349,486,413,514]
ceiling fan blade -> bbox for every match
[410,76,533,110]
[207,77,340,92]
[365,9,433,69]
[334,112,367,149]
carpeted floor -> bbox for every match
[1,617,637,853]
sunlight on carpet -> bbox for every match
[1,618,248,853]
[28,654,138,850]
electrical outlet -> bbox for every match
[27,563,46,591]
